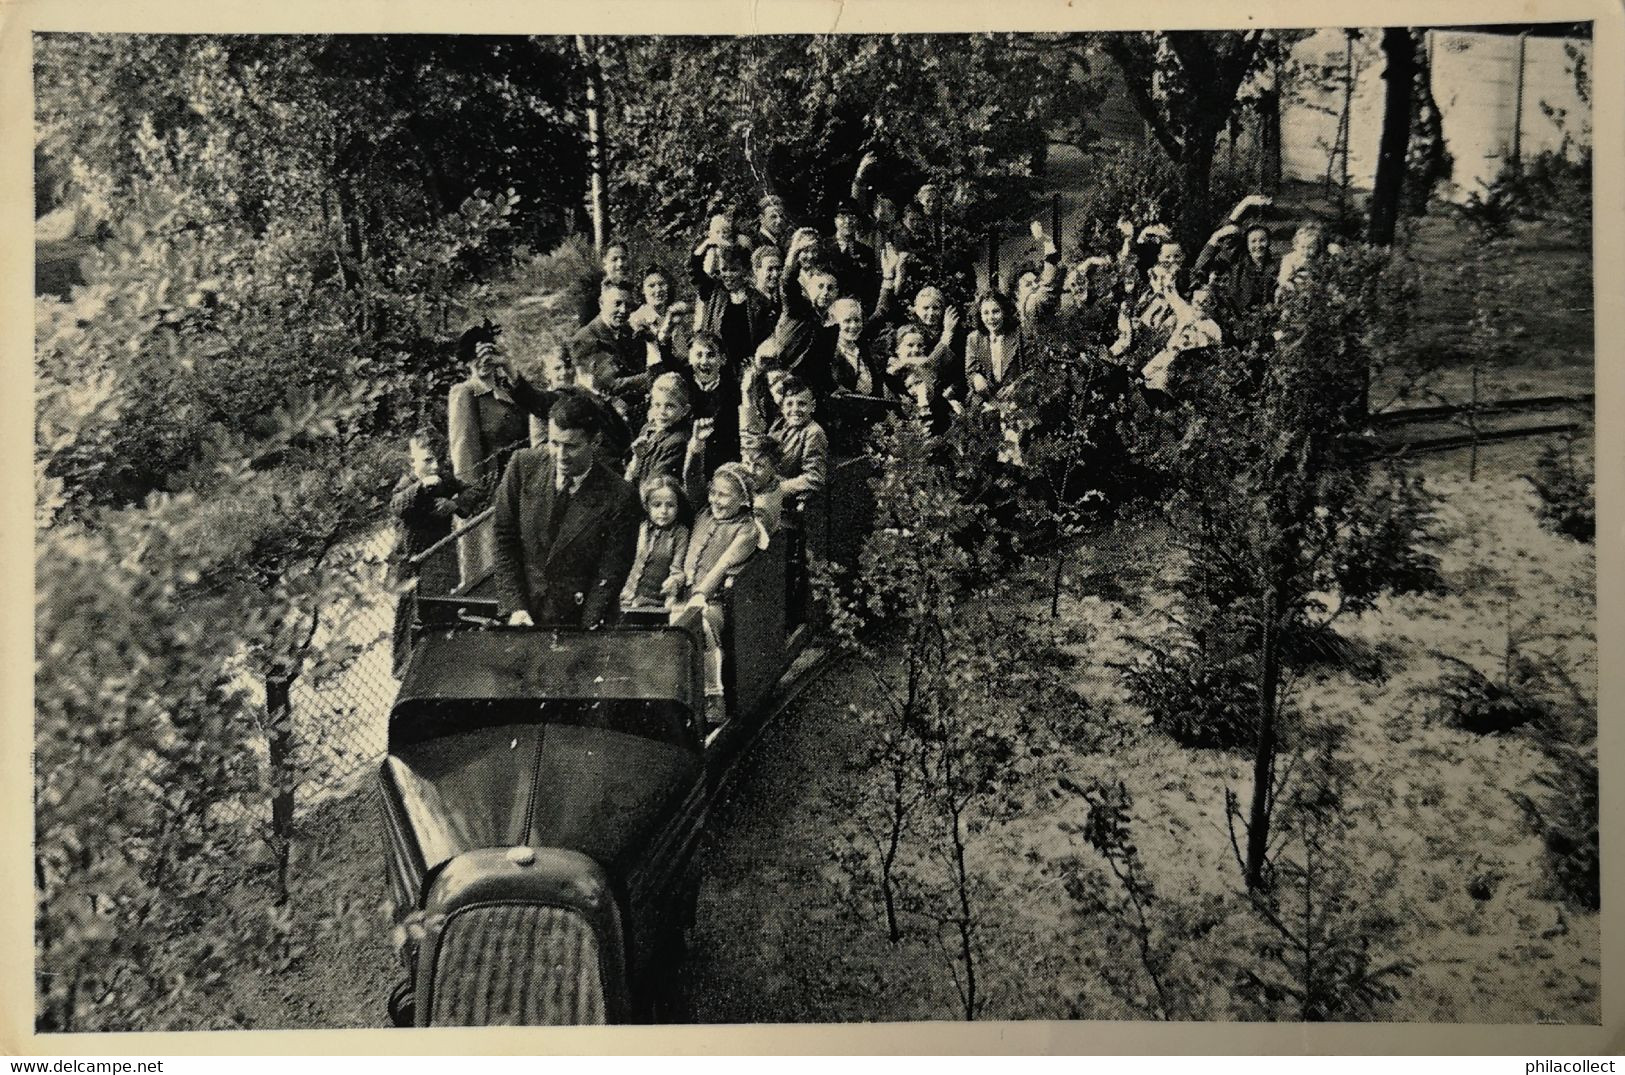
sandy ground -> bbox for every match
[181,435,1596,1031]
[686,439,1598,1024]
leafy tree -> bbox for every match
[1122,246,1441,887]
[34,35,523,1027]
[1007,333,1143,617]
[1097,31,1273,249]
[35,339,363,1031]
[596,34,1101,243]
[820,402,1069,1018]
[36,33,578,334]
[1228,737,1413,1020]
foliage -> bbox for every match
[819,402,1072,1019]
[1096,31,1292,248]
[597,34,1102,244]
[1062,140,1254,263]
[35,34,584,256]
[1525,436,1595,543]
[1007,334,1145,616]
[35,377,328,1031]
[1120,616,1258,750]
[34,35,521,1030]
[1121,244,1440,749]
[1057,779,1218,1019]
[1458,151,1592,242]
[1432,656,1547,735]
[1511,699,1599,912]
[1227,739,1413,1020]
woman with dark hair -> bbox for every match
[962,288,1026,399]
[628,264,673,337]
[694,243,776,373]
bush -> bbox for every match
[1065,141,1253,260]
[1120,626,1258,750]
[1525,438,1595,543]
[1458,151,1591,240]
[1512,723,1599,912]
[1431,656,1549,735]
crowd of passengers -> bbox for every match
[390,154,1339,729]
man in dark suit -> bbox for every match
[569,283,645,398]
[828,199,879,312]
[493,392,642,629]
[575,238,631,326]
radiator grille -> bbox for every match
[427,904,607,1026]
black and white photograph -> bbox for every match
[19,1,1617,1050]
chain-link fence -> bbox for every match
[287,524,400,809]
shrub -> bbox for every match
[1065,141,1253,260]
[1431,655,1549,735]
[1525,438,1595,543]
[1119,623,1258,750]
[1512,723,1599,912]
[1458,151,1591,240]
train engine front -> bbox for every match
[378,623,707,1026]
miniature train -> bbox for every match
[378,402,887,1027]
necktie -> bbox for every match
[547,478,573,547]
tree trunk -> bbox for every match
[1261,59,1284,193]
[266,673,295,903]
[1050,547,1067,619]
[576,35,608,253]
[1176,139,1217,255]
[949,797,977,1020]
[1244,584,1280,889]
[1368,28,1418,246]
[881,765,904,944]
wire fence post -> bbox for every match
[1511,31,1528,173]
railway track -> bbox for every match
[1368,392,1592,455]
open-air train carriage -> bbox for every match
[379,398,892,1026]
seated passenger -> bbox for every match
[666,461,769,730]
[525,339,579,447]
[756,194,789,253]
[1136,241,1189,340]
[828,297,887,397]
[627,264,673,338]
[448,325,531,586]
[888,326,957,437]
[670,331,742,478]
[751,244,784,326]
[695,244,776,373]
[492,392,642,629]
[963,290,1027,399]
[742,444,786,536]
[570,353,637,462]
[1275,222,1326,300]
[621,473,692,611]
[1014,220,1065,331]
[625,372,693,488]
[576,238,632,326]
[388,426,479,676]
[771,229,840,395]
[570,282,646,399]
[742,373,828,510]
[1140,285,1224,393]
